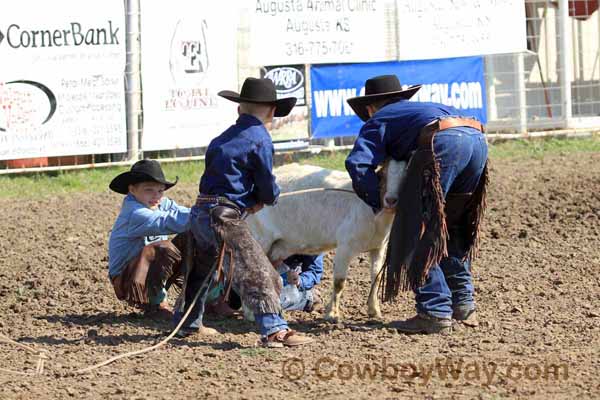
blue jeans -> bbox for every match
[415,127,488,319]
[171,204,217,330]
[255,313,289,337]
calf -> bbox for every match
[246,160,406,321]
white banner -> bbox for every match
[140,1,239,151]
[396,0,527,60]
[250,0,391,65]
[0,0,126,160]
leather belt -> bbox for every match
[196,194,241,211]
[419,117,484,147]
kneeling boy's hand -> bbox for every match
[247,203,264,214]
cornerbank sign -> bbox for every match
[310,57,486,138]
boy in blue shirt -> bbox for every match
[108,159,200,324]
[175,77,313,347]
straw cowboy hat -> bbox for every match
[218,77,297,117]
[347,75,421,121]
[109,159,178,195]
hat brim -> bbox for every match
[347,85,422,122]
[218,90,297,117]
[109,171,178,195]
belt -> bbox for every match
[419,117,484,147]
[195,194,241,211]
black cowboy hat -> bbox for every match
[347,75,421,122]
[218,77,297,117]
[109,159,178,195]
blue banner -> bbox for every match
[310,57,487,138]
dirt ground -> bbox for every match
[0,151,599,400]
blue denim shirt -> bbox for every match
[108,194,190,277]
[199,114,280,210]
[282,254,324,291]
[345,99,466,211]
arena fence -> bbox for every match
[0,0,598,174]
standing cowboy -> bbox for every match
[345,75,489,334]
[174,77,313,347]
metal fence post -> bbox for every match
[558,0,573,128]
[125,0,141,161]
[516,52,528,135]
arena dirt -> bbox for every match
[0,151,599,399]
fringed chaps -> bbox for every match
[111,236,185,306]
[380,141,448,302]
[380,127,488,303]
[210,206,282,315]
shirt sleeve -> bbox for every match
[250,140,281,206]
[299,254,324,291]
[127,201,190,238]
[345,119,387,212]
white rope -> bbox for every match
[0,332,48,376]
[279,187,355,197]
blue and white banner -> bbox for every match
[310,57,486,138]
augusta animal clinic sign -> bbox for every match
[0,0,126,160]
[310,57,487,138]
[250,0,392,65]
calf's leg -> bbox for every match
[367,246,386,319]
[324,246,353,322]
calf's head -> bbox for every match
[377,159,407,210]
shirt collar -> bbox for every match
[237,113,264,127]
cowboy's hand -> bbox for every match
[247,203,264,214]
[287,270,300,286]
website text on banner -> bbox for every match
[0,0,126,161]
[310,57,487,139]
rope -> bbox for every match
[0,332,48,376]
[66,260,218,376]
[0,259,218,377]
[279,187,355,197]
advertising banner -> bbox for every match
[0,0,126,160]
[310,57,487,138]
[140,1,239,151]
[261,64,309,141]
[250,0,392,65]
[396,0,527,60]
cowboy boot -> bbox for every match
[452,304,479,327]
[391,313,453,334]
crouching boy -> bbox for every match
[108,159,190,320]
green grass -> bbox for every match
[487,136,600,159]
[0,136,597,199]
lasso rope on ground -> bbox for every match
[0,332,48,376]
[0,260,217,377]
[67,258,218,376]
[0,187,357,377]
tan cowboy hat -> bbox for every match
[218,77,297,117]
[347,75,421,121]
